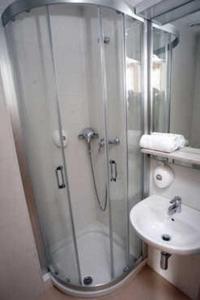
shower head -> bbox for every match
[78,128,99,144]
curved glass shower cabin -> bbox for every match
[2,0,144,294]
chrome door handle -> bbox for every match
[55,166,66,189]
[110,160,118,182]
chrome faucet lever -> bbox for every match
[168,196,182,216]
[98,137,120,152]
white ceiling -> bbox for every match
[126,0,200,32]
[173,10,200,32]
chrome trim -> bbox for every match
[46,7,82,283]
[146,20,153,134]
[1,0,144,27]
[122,14,129,267]
[142,21,151,248]
[98,7,114,278]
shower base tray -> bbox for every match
[50,223,134,286]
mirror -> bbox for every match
[152,13,200,149]
[152,27,172,133]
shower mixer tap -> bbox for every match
[78,128,99,144]
[98,137,120,152]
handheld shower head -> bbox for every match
[78,128,99,144]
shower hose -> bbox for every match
[88,144,107,211]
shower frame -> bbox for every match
[1,0,178,296]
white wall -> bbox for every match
[149,24,200,299]
[0,1,45,299]
[0,55,43,300]
[148,159,200,299]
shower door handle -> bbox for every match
[55,166,66,189]
[110,160,118,182]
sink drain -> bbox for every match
[161,234,171,241]
[83,276,93,285]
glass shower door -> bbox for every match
[101,8,129,278]
[4,2,145,289]
[5,6,81,285]
[101,10,144,279]
[125,16,144,264]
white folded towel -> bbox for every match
[140,133,186,153]
[152,132,186,148]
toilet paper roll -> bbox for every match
[153,165,174,189]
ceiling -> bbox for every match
[132,0,200,27]
[126,0,200,32]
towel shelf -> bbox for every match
[141,147,200,169]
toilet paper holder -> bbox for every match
[153,163,174,189]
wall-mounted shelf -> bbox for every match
[141,147,200,168]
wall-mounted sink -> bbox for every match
[130,195,200,255]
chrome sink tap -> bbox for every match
[168,196,182,216]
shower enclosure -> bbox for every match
[2,0,145,295]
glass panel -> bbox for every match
[5,7,80,285]
[125,16,144,262]
[152,28,172,132]
[101,8,128,278]
[48,4,111,286]
[4,3,144,289]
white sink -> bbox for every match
[130,195,200,255]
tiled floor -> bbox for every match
[38,266,190,300]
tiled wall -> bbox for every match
[148,159,200,299]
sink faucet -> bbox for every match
[168,196,182,216]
